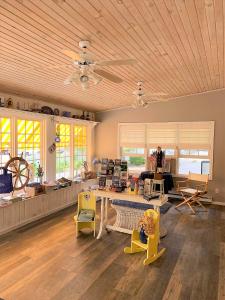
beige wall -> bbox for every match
[95,89,225,203]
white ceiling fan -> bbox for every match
[132,81,168,108]
[63,40,137,90]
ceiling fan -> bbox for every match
[63,40,137,90]
[132,81,168,108]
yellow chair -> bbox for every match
[74,191,96,238]
[124,209,165,266]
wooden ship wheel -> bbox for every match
[5,154,30,194]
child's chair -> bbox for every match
[124,209,165,266]
[74,191,96,238]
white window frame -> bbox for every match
[121,147,147,174]
[118,122,214,179]
[73,124,88,178]
[0,108,96,181]
[0,112,44,171]
[55,122,91,180]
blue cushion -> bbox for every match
[111,199,172,214]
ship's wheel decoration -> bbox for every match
[5,154,30,194]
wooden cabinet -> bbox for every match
[0,180,96,236]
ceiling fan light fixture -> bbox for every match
[93,76,102,85]
[80,81,89,90]
[80,75,89,83]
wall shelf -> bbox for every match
[0,107,99,126]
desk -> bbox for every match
[93,190,168,239]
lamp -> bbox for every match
[80,75,89,90]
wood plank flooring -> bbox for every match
[0,203,224,300]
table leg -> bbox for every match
[97,197,105,239]
[105,197,108,221]
[105,197,111,233]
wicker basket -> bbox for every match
[111,204,145,230]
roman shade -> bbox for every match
[119,123,146,147]
[177,122,214,148]
[147,123,177,147]
[119,122,214,148]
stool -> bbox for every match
[151,179,165,195]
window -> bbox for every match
[56,123,71,179]
[121,147,146,173]
[178,148,210,175]
[178,158,210,175]
[119,124,146,174]
[17,119,41,180]
[122,155,146,173]
[122,147,145,155]
[74,125,87,177]
[119,122,214,177]
[0,117,11,167]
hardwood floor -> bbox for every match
[0,202,224,300]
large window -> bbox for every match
[178,149,210,175]
[121,147,146,173]
[56,123,71,179]
[0,117,11,167]
[119,122,214,177]
[0,111,92,182]
[17,119,41,180]
[74,125,87,177]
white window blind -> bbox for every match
[147,123,177,146]
[119,124,146,147]
[119,121,214,177]
[177,122,214,148]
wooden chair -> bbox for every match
[124,209,166,266]
[176,173,209,214]
[74,191,96,238]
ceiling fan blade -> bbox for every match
[96,58,136,66]
[94,69,123,83]
[64,73,80,85]
[80,81,89,90]
[62,49,81,61]
[88,72,102,85]
[145,98,169,103]
[145,92,168,96]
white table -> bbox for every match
[93,190,168,239]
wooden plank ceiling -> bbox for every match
[0,0,224,112]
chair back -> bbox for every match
[188,173,209,192]
[78,191,96,212]
[144,209,160,239]
[188,172,208,182]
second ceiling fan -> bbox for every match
[63,40,136,90]
[132,81,168,108]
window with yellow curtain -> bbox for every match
[0,117,11,167]
[56,123,71,179]
[17,119,41,180]
[74,125,87,177]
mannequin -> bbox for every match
[156,146,164,173]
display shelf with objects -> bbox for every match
[0,107,98,126]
